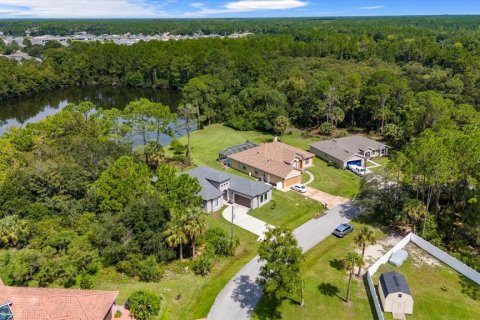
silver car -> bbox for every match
[291,184,307,193]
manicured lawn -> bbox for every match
[373,245,480,320]
[307,158,361,198]
[168,125,361,198]
[92,210,260,320]
[249,189,325,230]
[367,157,390,174]
[167,124,271,169]
[252,222,386,320]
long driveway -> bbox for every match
[208,201,359,320]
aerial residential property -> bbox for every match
[0,279,121,320]
[224,138,315,189]
[309,136,389,169]
[187,166,272,212]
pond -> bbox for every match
[0,86,183,144]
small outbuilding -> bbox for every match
[379,271,414,317]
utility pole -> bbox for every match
[229,200,235,240]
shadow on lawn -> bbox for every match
[329,258,345,271]
[318,282,344,301]
[459,274,480,301]
[253,295,283,320]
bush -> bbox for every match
[204,227,239,257]
[191,254,213,276]
[138,256,164,282]
[80,274,94,289]
[128,290,161,320]
[114,310,122,318]
[319,122,334,136]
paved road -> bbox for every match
[208,201,359,320]
[222,204,273,239]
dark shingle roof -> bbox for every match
[187,166,272,200]
[380,271,411,296]
[310,136,388,161]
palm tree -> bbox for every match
[183,208,207,257]
[354,226,376,276]
[344,252,364,303]
[402,198,427,234]
[164,218,188,260]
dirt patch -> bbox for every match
[405,243,442,268]
[361,234,403,265]
[304,187,349,209]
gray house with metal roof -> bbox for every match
[187,166,272,213]
[379,271,414,316]
[309,135,389,169]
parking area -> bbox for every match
[303,186,349,209]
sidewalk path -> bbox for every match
[208,201,359,320]
[303,170,314,185]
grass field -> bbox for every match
[92,209,260,320]
[169,125,361,198]
[373,244,480,320]
[252,222,387,320]
[249,189,325,230]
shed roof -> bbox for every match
[310,135,387,162]
[380,271,412,296]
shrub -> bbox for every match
[191,254,213,276]
[127,290,161,320]
[80,274,94,289]
[138,256,164,282]
[114,310,122,318]
[204,227,239,256]
[319,122,334,136]
[270,199,277,210]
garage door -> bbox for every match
[234,194,251,207]
[284,176,301,188]
[346,160,362,167]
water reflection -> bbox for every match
[0,86,181,137]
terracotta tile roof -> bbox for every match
[0,285,118,320]
[228,141,313,179]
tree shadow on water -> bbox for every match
[318,282,344,301]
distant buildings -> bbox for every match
[0,31,254,48]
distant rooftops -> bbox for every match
[379,271,411,296]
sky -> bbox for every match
[0,0,480,19]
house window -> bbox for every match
[305,159,309,165]
[255,169,259,175]
[242,165,247,170]
[214,198,219,207]
[260,193,268,203]
[381,148,385,155]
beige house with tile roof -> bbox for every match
[0,279,121,320]
[226,138,314,190]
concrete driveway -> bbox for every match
[221,204,273,240]
[303,186,349,209]
[208,201,359,320]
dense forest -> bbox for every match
[0,17,479,273]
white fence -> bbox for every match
[365,233,480,320]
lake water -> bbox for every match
[0,86,183,144]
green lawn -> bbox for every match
[307,158,361,198]
[253,222,387,320]
[93,209,260,320]
[249,189,325,230]
[169,125,361,198]
[367,157,390,174]
[373,245,480,320]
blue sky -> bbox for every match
[0,1,479,18]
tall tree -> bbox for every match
[177,103,197,166]
[182,207,207,257]
[257,227,304,303]
[402,199,427,234]
[164,216,188,260]
[354,227,376,276]
[344,252,364,303]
